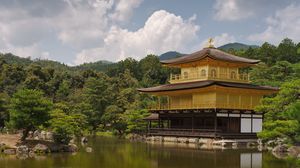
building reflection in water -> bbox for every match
[240,153,262,168]
[148,143,263,168]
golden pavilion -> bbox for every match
[138,41,278,139]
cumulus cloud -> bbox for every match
[0,0,144,60]
[109,0,143,22]
[75,10,200,64]
[1,43,50,59]
[213,0,286,21]
[55,0,114,48]
[213,0,254,21]
[0,0,66,59]
[0,7,50,47]
[248,4,300,44]
[200,33,236,48]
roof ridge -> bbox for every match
[160,47,260,65]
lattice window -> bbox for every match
[200,69,206,77]
[211,69,217,78]
[183,72,188,79]
[230,71,237,79]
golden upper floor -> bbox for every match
[161,47,259,84]
[170,64,249,84]
[138,45,278,111]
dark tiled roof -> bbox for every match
[138,80,279,93]
[161,47,260,65]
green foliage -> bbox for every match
[0,93,9,128]
[101,105,126,134]
[258,120,299,142]
[125,109,149,133]
[1,37,300,140]
[55,80,71,101]
[257,80,300,143]
[250,61,297,86]
[49,109,87,144]
[7,89,52,140]
[82,75,113,131]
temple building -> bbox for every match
[138,41,278,139]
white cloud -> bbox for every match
[200,33,236,48]
[0,43,50,59]
[0,6,52,59]
[248,4,300,44]
[110,0,143,22]
[56,0,143,48]
[0,0,144,60]
[0,8,50,47]
[55,0,114,48]
[75,10,200,64]
[213,0,254,21]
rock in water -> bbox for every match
[67,144,78,152]
[46,132,53,141]
[86,147,93,153]
[81,137,88,143]
[41,131,46,140]
[4,148,16,155]
[33,130,40,140]
[28,131,33,139]
[287,146,300,157]
[16,145,29,155]
[272,144,288,153]
[33,144,50,154]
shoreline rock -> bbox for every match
[0,141,79,158]
[32,144,50,154]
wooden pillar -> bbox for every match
[158,118,161,128]
[227,111,230,133]
[192,114,194,132]
[167,97,170,109]
[158,97,161,109]
[214,109,217,139]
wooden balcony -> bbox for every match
[150,102,255,111]
[170,72,250,84]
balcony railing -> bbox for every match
[150,102,255,111]
[170,72,250,83]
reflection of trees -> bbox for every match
[263,152,297,168]
[0,137,298,168]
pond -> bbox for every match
[0,137,297,168]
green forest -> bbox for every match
[0,38,300,145]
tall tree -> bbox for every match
[8,89,52,140]
[277,38,299,63]
[257,80,300,143]
[0,93,9,128]
[258,42,278,66]
[82,75,112,131]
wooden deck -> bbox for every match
[148,128,257,139]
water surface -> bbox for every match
[0,137,297,168]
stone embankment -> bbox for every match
[266,138,300,159]
[145,136,258,149]
[145,136,300,160]
[0,132,79,159]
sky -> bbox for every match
[0,0,300,65]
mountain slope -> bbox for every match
[159,51,185,60]
[218,43,259,51]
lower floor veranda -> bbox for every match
[145,109,263,139]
